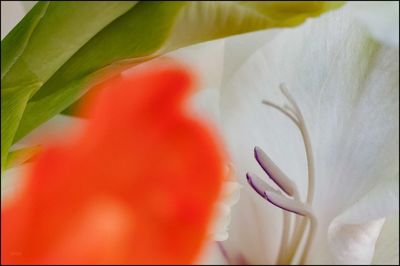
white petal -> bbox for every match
[210,204,231,242]
[1,1,26,39]
[331,176,399,225]
[346,1,399,47]
[11,114,86,150]
[221,6,399,219]
[372,215,399,265]
[196,241,227,265]
[209,181,241,242]
[223,186,284,264]
[220,181,241,207]
[165,39,225,91]
[21,1,36,13]
[219,6,398,264]
[325,178,399,265]
[189,88,221,127]
[222,29,280,82]
[327,218,385,264]
[163,39,226,129]
[1,163,32,204]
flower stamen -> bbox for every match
[254,146,299,197]
[264,191,313,218]
[262,100,300,127]
[246,172,279,196]
[246,83,317,265]
[279,83,315,205]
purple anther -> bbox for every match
[254,146,294,196]
[246,172,266,198]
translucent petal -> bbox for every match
[219,7,398,264]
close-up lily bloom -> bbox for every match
[1,1,399,265]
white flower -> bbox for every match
[2,2,398,264]
[183,5,398,265]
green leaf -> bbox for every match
[1,2,49,80]
[1,82,40,172]
[1,1,344,173]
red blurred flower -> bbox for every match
[1,61,224,264]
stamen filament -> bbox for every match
[262,100,300,127]
[279,84,315,205]
[264,190,317,265]
[283,104,298,119]
[286,217,307,264]
[263,191,312,217]
[280,84,317,263]
[277,212,291,265]
[299,214,317,265]
[247,84,318,265]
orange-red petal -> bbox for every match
[1,61,224,264]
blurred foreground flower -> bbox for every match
[1,62,225,264]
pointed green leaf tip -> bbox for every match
[1,1,344,173]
